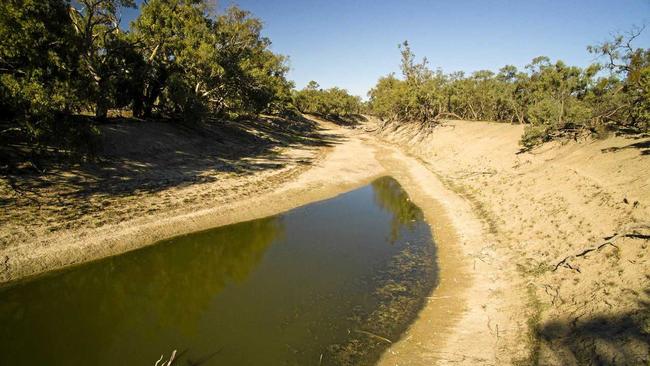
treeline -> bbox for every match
[1,0,296,163]
[294,81,362,118]
[368,30,649,148]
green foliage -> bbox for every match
[294,81,362,118]
[213,7,295,118]
[1,0,294,125]
[369,34,649,148]
[0,0,81,117]
[130,2,294,121]
[1,0,299,170]
[367,41,446,124]
[587,26,650,132]
[0,0,95,165]
[131,0,214,120]
[68,0,136,118]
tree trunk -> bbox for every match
[139,68,169,118]
[132,95,144,118]
[95,102,108,119]
[95,78,108,119]
[467,102,478,120]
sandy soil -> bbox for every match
[376,119,650,365]
[1,115,648,365]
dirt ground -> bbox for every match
[1,115,648,365]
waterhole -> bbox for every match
[0,176,438,365]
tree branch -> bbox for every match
[552,224,650,272]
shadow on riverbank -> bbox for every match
[537,287,650,365]
[2,115,344,200]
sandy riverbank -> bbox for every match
[2,115,648,364]
[0,117,365,284]
[376,119,649,365]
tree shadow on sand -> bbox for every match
[1,115,345,201]
[600,136,650,156]
[537,288,650,365]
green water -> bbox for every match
[0,177,437,366]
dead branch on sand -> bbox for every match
[552,223,650,272]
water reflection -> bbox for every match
[372,177,424,243]
[0,218,283,366]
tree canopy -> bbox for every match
[293,81,362,118]
[368,32,649,148]
[0,0,304,171]
[1,0,646,162]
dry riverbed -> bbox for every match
[1,115,648,365]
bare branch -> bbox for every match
[552,224,650,272]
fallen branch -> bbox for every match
[452,170,497,179]
[433,112,464,121]
[552,224,650,272]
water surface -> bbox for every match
[0,177,437,365]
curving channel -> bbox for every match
[0,176,438,366]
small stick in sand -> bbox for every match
[354,329,393,344]
[427,295,453,300]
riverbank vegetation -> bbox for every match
[0,0,299,174]
[293,80,362,120]
[368,28,649,149]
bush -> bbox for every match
[294,81,362,118]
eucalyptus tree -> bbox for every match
[588,26,649,131]
[294,80,321,113]
[68,0,135,118]
[294,82,361,117]
[397,41,441,123]
[132,2,293,120]
[496,65,528,123]
[0,0,302,173]
[131,0,214,119]
[368,36,647,147]
[212,6,294,117]
[367,74,405,121]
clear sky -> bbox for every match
[122,0,650,98]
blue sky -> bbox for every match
[122,0,649,97]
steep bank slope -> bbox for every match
[0,117,339,283]
[377,120,650,365]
